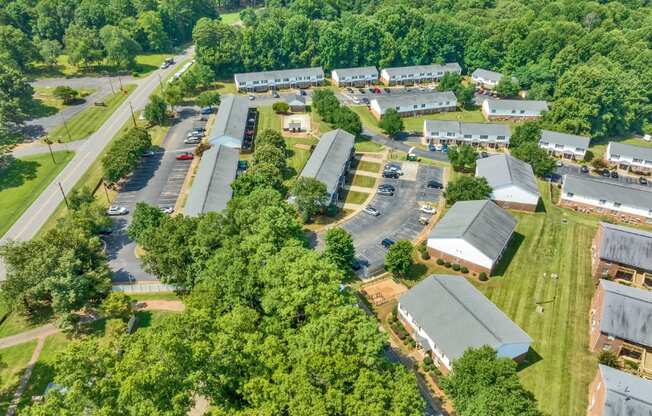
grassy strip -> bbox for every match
[31,87,95,117]
[348,174,377,188]
[257,106,282,132]
[354,160,382,173]
[0,341,38,414]
[221,11,241,25]
[0,151,74,238]
[343,190,370,205]
[49,84,136,143]
[350,105,382,134]
[355,136,384,152]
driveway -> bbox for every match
[106,106,199,283]
[339,163,443,279]
[553,163,652,188]
[364,129,448,162]
[241,90,312,108]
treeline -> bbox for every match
[102,127,151,184]
[24,165,425,415]
[194,0,652,139]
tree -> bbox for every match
[324,228,355,273]
[101,292,133,321]
[272,101,290,114]
[163,83,184,111]
[442,346,541,416]
[231,162,284,196]
[128,202,165,242]
[252,143,286,172]
[67,187,95,210]
[143,94,168,125]
[598,350,619,368]
[102,127,151,183]
[385,240,413,278]
[38,39,63,67]
[255,129,286,152]
[137,10,171,52]
[447,145,477,172]
[495,76,519,97]
[64,24,105,67]
[100,25,142,69]
[52,85,78,104]
[443,176,492,205]
[333,106,362,136]
[457,85,476,109]
[379,108,404,137]
[291,177,328,222]
[196,90,221,109]
[0,24,38,71]
[438,72,461,92]
[511,142,555,176]
[510,121,541,148]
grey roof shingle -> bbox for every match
[598,223,652,272]
[599,279,652,348]
[373,91,457,112]
[471,68,504,83]
[332,66,378,78]
[476,154,540,197]
[300,129,354,196]
[609,141,652,161]
[209,95,250,148]
[383,63,462,78]
[540,130,591,149]
[234,67,324,83]
[424,120,510,137]
[484,98,549,113]
[599,365,652,416]
[184,145,240,216]
[562,175,652,211]
[399,275,531,362]
[428,200,517,262]
[286,95,306,106]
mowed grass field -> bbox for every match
[0,341,37,413]
[473,183,597,415]
[49,84,136,142]
[0,151,74,238]
[257,106,282,132]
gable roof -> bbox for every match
[429,200,517,262]
[599,365,652,416]
[598,279,652,347]
[598,223,652,272]
[476,154,540,197]
[540,130,591,149]
[562,175,652,211]
[372,91,457,111]
[286,95,306,106]
[399,275,531,362]
[332,66,378,78]
[608,141,652,161]
[185,145,240,216]
[299,129,354,196]
[471,68,504,83]
[382,63,461,78]
[234,67,324,83]
[484,98,549,113]
[424,120,510,137]
[209,95,250,148]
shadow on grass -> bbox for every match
[406,262,428,280]
[535,197,547,213]
[0,158,40,192]
[492,231,525,277]
[26,99,59,119]
[516,347,543,372]
[20,361,55,404]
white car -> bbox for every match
[363,206,380,216]
[107,206,129,216]
[187,131,204,138]
[419,204,436,215]
[160,206,174,214]
[184,137,201,144]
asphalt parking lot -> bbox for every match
[341,163,443,279]
[553,163,651,188]
[157,158,192,208]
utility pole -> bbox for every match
[157,72,165,92]
[58,182,69,209]
[118,76,124,92]
[60,114,72,142]
[108,78,116,95]
[43,136,56,164]
[102,181,111,204]
[129,102,137,127]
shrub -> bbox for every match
[436,258,444,265]
[421,250,430,260]
[444,261,451,268]
[479,272,488,281]
[272,101,290,113]
[423,356,433,366]
[598,350,619,368]
[624,360,639,371]
[461,266,469,273]
[452,263,461,271]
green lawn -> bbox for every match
[350,105,382,134]
[49,84,136,143]
[133,53,169,75]
[221,11,241,25]
[343,190,370,205]
[0,151,74,238]
[402,109,487,132]
[127,292,180,302]
[588,135,652,161]
[257,106,282,132]
[0,341,37,413]
[31,53,171,78]
[354,160,381,173]
[355,136,384,152]
[214,81,238,95]
[30,87,95,118]
[347,173,376,188]
[285,136,318,180]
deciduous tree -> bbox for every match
[385,240,413,278]
[324,227,355,273]
[443,176,492,205]
[379,108,404,138]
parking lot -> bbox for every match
[156,158,192,208]
[553,163,651,188]
[341,163,443,279]
[340,85,440,106]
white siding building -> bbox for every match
[369,91,457,119]
[422,120,510,148]
[606,141,652,173]
[476,154,540,211]
[481,98,548,120]
[539,130,590,161]
[234,67,324,91]
[331,66,378,86]
[379,63,461,86]
[398,275,532,374]
[471,68,515,90]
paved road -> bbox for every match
[0,46,194,280]
[553,162,652,188]
[11,139,86,158]
[0,324,59,349]
[107,107,199,283]
[364,129,449,162]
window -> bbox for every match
[395,106,400,111]
[566,192,574,197]
[576,147,585,152]
[497,136,505,140]
[599,199,606,205]
[614,202,621,208]
[421,104,426,108]
[555,144,564,149]
[464,134,472,139]
[447,132,456,137]
[413,105,418,109]
[634,158,643,163]
[511,110,516,114]
[646,160,652,165]
[491,109,496,113]
[611,154,620,160]
[480,135,488,139]
[540,141,549,146]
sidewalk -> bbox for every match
[0,324,59,349]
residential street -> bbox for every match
[363,128,449,162]
[0,46,194,280]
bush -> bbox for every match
[102,128,152,183]
[479,272,488,281]
[423,356,433,366]
[421,250,430,260]
[436,258,444,265]
[452,263,461,271]
[598,350,619,368]
[461,266,469,273]
[272,101,289,114]
[444,261,451,268]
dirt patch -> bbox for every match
[135,300,185,312]
[361,278,408,306]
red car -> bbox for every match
[176,152,194,161]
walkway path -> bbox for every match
[11,139,86,158]
[6,337,46,416]
[0,324,59,349]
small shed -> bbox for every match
[286,95,307,112]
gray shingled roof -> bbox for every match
[234,67,324,83]
[300,129,354,196]
[429,200,517,262]
[476,154,540,197]
[286,95,306,106]
[471,68,504,83]
[399,275,531,362]
[185,145,240,216]
[373,91,457,112]
[540,130,591,149]
[598,223,652,272]
[609,141,652,161]
[484,98,548,113]
[209,95,250,148]
[424,120,510,137]
[599,279,652,347]
[383,63,461,78]
[562,174,652,211]
[332,66,378,78]
[599,365,652,416]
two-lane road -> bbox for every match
[0,47,194,279]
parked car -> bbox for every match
[580,165,589,173]
[352,96,361,104]
[107,205,128,216]
[639,176,648,185]
[346,87,354,93]
[382,170,399,179]
[379,184,395,192]
[187,131,204,138]
[361,97,370,104]
[377,188,394,196]
[248,95,255,101]
[426,180,443,189]
[381,238,395,249]
[351,259,362,271]
[199,115,208,121]
[141,150,155,157]
[555,160,563,167]
[363,206,380,216]
[383,88,391,93]
[601,169,611,177]
[160,206,174,214]
[419,204,436,215]
[358,88,365,94]
[418,216,430,225]
[480,151,489,158]
[176,152,194,160]
[238,160,249,171]
[200,107,213,115]
[184,137,201,144]
[610,170,619,178]
[384,164,403,175]
[297,90,307,96]
[271,90,279,98]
